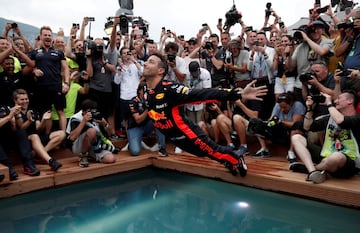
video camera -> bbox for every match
[84,40,104,59]
[223,5,242,30]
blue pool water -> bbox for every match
[0,168,359,233]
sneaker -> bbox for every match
[158,148,169,157]
[79,153,89,168]
[287,150,296,163]
[252,148,271,158]
[150,143,160,152]
[49,158,62,171]
[226,143,235,150]
[115,130,127,139]
[307,170,327,184]
[224,162,238,176]
[235,145,249,156]
[23,164,40,176]
[237,155,247,177]
[174,147,183,154]
[121,142,129,151]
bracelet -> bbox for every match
[327,103,334,108]
[64,81,70,86]
[306,108,312,113]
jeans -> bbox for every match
[127,120,165,156]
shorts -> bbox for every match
[71,133,111,162]
[307,141,358,178]
[34,85,66,114]
[274,77,295,94]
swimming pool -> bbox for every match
[0,168,359,233]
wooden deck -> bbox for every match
[1,140,360,208]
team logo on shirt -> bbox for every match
[155,93,165,99]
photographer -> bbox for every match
[248,31,277,119]
[201,34,229,88]
[66,99,117,168]
[164,42,186,83]
[114,47,143,138]
[86,37,117,139]
[291,91,360,184]
[184,61,212,124]
[288,21,333,101]
[250,92,305,160]
[300,61,344,117]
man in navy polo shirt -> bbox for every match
[29,26,70,132]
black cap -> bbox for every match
[189,61,200,73]
[187,37,198,44]
[312,20,325,27]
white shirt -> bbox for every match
[114,62,143,100]
[184,67,212,111]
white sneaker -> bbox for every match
[141,141,151,150]
[150,143,160,152]
[174,147,183,154]
[121,142,129,151]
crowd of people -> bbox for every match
[1,0,360,183]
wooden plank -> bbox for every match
[0,143,359,208]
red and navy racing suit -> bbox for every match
[146,80,247,176]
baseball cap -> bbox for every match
[312,20,325,27]
[187,37,198,44]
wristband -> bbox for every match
[327,103,334,108]
[64,81,70,86]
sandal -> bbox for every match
[306,170,327,184]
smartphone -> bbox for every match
[87,17,95,22]
[218,18,222,24]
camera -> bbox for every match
[263,26,272,32]
[145,38,154,44]
[265,2,272,17]
[316,5,329,14]
[299,70,316,82]
[11,22,18,29]
[223,5,242,30]
[119,15,129,35]
[167,53,176,62]
[311,95,326,103]
[245,26,253,32]
[205,41,214,50]
[337,61,351,76]
[0,106,11,118]
[293,24,315,41]
[90,109,103,120]
[253,40,259,46]
[127,51,132,56]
